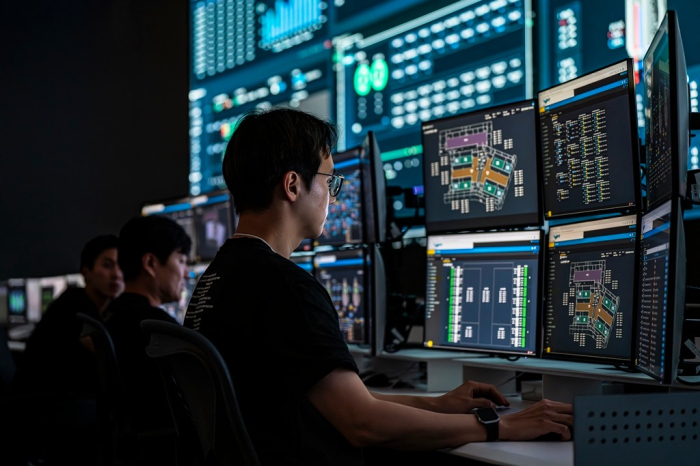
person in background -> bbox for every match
[184,107,573,466]
[104,215,191,464]
[12,234,124,396]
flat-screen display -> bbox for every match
[424,230,542,356]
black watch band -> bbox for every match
[475,407,500,442]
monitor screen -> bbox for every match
[142,196,199,264]
[7,279,28,326]
[424,230,542,356]
[192,191,235,262]
[314,248,368,344]
[643,10,689,210]
[422,99,540,233]
[634,199,686,384]
[538,59,640,218]
[543,215,638,363]
[316,148,364,246]
[38,276,68,314]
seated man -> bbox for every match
[104,215,191,460]
[184,107,573,465]
[13,234,124,396]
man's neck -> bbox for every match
[235,212,301,258]
[122,282,162,308]
[83,286,110,313]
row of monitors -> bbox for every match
[141,190,237,264]
[1,274,86,326]
[322,10,690,244]
[424,198,685,385]
[295,196,686,385]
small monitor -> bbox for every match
[316,148,364,246]
[423,230,542,356]
[538,59,641,218]
[634,199,686,384]
[643,10,689,210]
[142,195,198,263]
[543,215,638,364]
[422,100,540,234]
[38,276,68,313]
[192,190,235,262]
[7,279,28,326]
[314,248,368,345]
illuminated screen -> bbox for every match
[7,281,28,325]
[290,253,314,274]
[538,59,640,218]
[543,215,637,363]
[424,230,541,356]
[316,149,363,246]
[193,192,234,261]
[634,199,686,384]
[314,248,367,344]
[422,100,540,233]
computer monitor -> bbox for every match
[423,230,542,356]
[7,279,28,326]
[538,59,641,219]
[643,10,689,210]
[316,148,364,246]
[142,195,199,263]
[543,215,638,364]
[314,248,368,345]
[38,276,68,313]
[361,131,387,244]
[422,99,540,233]
[192,190,236,262]
[313,246,386,354]
[634,199,686,384]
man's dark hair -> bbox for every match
[118,216,192,281]
[222,107,338,214]
[80,235,119,270]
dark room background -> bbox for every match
[0,1,190,280]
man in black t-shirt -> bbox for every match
[13,235,124,396]
[104,215,191,463]
[184,108,573,465]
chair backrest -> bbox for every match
[140,319,260,466]
[76,312,137,463]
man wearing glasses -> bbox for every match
[184,107,572,465]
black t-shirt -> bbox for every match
[12,287,99,396]
[104,292,177,433]
[184,237,362,466]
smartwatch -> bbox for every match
[474,407,500,441]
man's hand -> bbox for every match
[499,399,573,441]
[433,380,510,414]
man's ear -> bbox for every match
[282,170,301,202]
[141,252,158,279]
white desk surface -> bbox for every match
[449,440,572,466]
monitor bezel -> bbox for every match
[421,98,542,235]
[422,229,544,357]
[541,214,641,366]
[538,58,642,220]
[643,10,689,211]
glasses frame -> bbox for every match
[317,172,345,197]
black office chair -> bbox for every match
[77,312,140,465]
[140,319,260,466]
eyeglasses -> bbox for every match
[316,172,345,197]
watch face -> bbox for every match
[477,408,499,423]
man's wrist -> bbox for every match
[474,407,500,441]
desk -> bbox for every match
[450,440,572,466]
